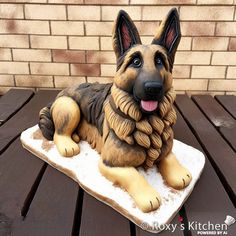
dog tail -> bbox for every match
[39,103,55,140]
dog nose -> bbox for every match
[144,82,163,95]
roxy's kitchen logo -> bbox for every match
[141,215,235,235]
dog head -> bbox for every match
[112,8,181,113]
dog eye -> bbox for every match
[155,56,163,66]
[131,57,142,68]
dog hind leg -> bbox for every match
[51,96,81,157]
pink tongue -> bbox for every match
[141,100,158,112]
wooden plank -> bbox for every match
[12,166,79,236]
[174,107,236,235]
[0,139,45,235]
[215,95,236,119]
[0,90,59,154]
[192,95,236,152]
[0,90,59,235]
[79,192,131,236]
[0,89,34,126]
[175,95,236,205]
[137,104,236,235]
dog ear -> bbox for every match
[152,8,181,72]
[112,10,141,60]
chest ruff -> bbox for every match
[102,84,177,169]
[63,82,176,169]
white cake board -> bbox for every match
[20,125,205,233]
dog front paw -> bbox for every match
[159,153,192,190]
[132,186,161,213]
[54,134,80,157]
[164,168,192,190]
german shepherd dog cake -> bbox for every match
[39,8,192,213]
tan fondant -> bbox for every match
[37,8,192,213]
[72,133,80,143]
[133,130,151,149]
[159,152,192,190]
[104,100,135,144]
[51,96,81,157]
[21,126,206,233]
[136,119,153,135]
[111,84,142,122]
[99,159,161,213]
[77,119,103,154]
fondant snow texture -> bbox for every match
[21,125,205,233]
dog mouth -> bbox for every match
[133,82,164,113]
[140,100,158,112]
[133,92,160,113]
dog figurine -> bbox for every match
[39,8,192,213]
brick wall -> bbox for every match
[0,0,235,95]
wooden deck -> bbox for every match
[0,89,235,236]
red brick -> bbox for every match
[53,50,85,63]
[68,6,100,20]
[172,66,191,78]
[131,0,195,4]
[0,35,29,48]
[212,52,236,65]
[87,76,113,83]
[51,21,84,35]
[181,22,215,36]
[143,6,178,20]
[71,64,100,76]
[135,22,159,36]
[216,22,236,36]
[197,0,233,4]
[15,75,53,87]
[192,37,229,51]
[0,20,49,34]
[229,38,236,51]
[192,66,226,79]
[13,49,51,62]
[25,4,66,20]
[54,76,86,88]
[49,0,83,3]
[180,6,234,21]
[30,62,69,75]
[0,49,12,60]
[173,79,208,90]
[175,52,211,65]
[86,51,115,64]
[85,0,128,4]
[209,79,236,91]
[102,6,141,21]
[0,4,23,19]
[69,37,99,50]
[227,67,236,79]
[85,22,112,36]
[100,64,116,76]
[0,75,14,86]
[100,37,112,50]
[31,36,67,49]
[0,0,46,2]
[0,62,29,74]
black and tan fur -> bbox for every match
[39,8,192,213]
